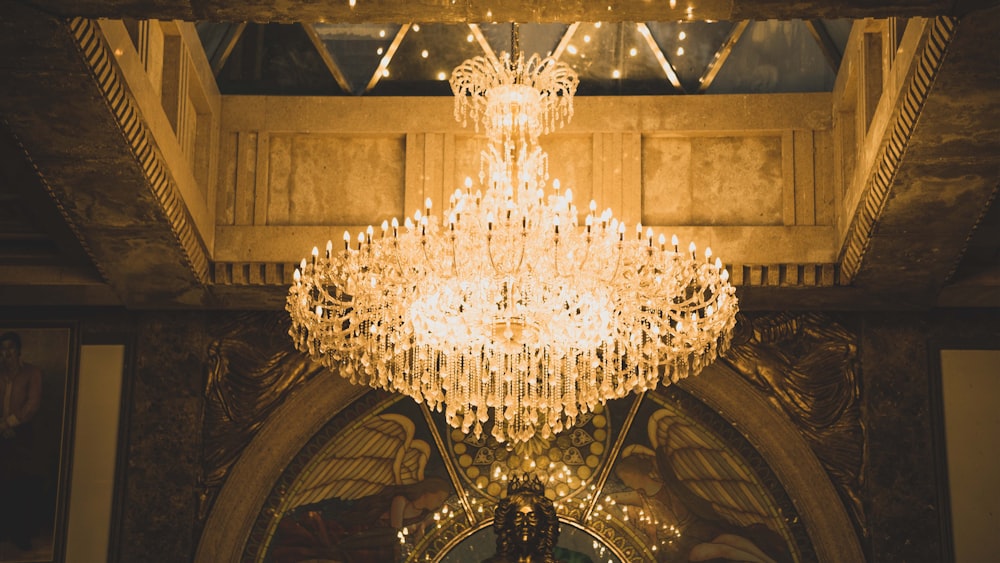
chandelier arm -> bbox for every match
[576,239,591,272]
[419,237,442,277]
[390,239,406,277]
[513,230,527,274]
[449,233,458,277]
[598,240,625,285]
[486,232,506,276]
[552,235,563,278]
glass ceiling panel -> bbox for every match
[646,21,735,94]
[217,23,340,95]
[560,22,676,95]
[707,20,835,94]
[312,23,402,95]
[822,19,854,59]
[370,23,486,95]
[200,20,855,97]
[479,22,568,58]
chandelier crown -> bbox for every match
[451,50,578,142]
[287,38,738,444]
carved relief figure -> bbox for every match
[610,409,791,563]
[269,414,452,562]
[724,312,866,533]
[483,474,563,563]
[200,313,325,517]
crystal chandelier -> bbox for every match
[287,29,738,444]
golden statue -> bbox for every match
[483,474,563,563]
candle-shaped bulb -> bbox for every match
[300,258,307,270]
[425,197,432,210]
[293,268,301,283]
[705,247,712,260]
[465,176,473,189]
[658,233,666,246]
[565,187,573,203]
[671,234,679,247]
[553,179,561,191]
[590,200,597,213]
[715,257,723,269]
[689,241,696,254]
[381,220,389,234]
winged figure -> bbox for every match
[269,413,452,563]
[610,408,792,563]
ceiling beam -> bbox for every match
[18,0,996,24]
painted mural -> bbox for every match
[249,381,811,563]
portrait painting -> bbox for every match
[0,323,77,563]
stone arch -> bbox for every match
[196,361,863,562]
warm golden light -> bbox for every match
[288,41,738,444]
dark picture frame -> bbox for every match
[0,322,79,562]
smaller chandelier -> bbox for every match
[288,35,738,444]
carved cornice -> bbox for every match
[1,120,110,285]
[68,17,210,284]
[210,262,840,288]
[839,17,959,284]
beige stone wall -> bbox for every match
[213,93,838,282]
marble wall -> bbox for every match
[57,308,1000,561]
[861,311,1000,563]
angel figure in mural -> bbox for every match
[609,409,791,563]
[269,413,452,563]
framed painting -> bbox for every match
[0,323,78,562]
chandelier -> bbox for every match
[287,29,738,444]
